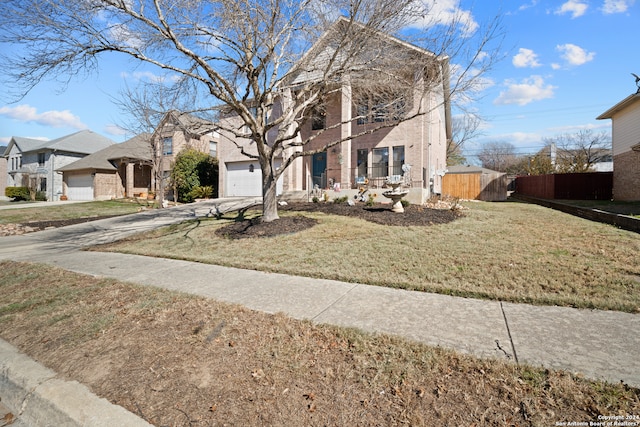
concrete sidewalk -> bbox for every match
[0,199,639,425]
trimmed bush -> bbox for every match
[5,187,30,201]
[171,149,218,203]
[188,185,213,200]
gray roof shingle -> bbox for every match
[4,130,115,156]
[57,134,153,172]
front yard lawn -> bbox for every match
[97,200,640,313]
[0,199,151,224]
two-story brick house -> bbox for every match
[597,91,640,201]
[217,21,450,204]
[3,130,115,201]
[151,110,219,199]
[57,111,219,201]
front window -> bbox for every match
[38,152,45,166]
[355,93,407,125]
[209,141,217,157]
[372,147,389,178]
[392,146,405,176]
[39,177,46,192]
[162,137,173,155]
[357,149,368,179]
[311,105,326,130]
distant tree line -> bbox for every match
[448,129,612,175]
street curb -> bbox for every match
[0,339,152,427]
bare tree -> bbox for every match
[20,165,46,201]
[477,141,518,172]
[0,0,503,221]
[112,82,201,206]
[448,113,481,165]
[543,130,612,173]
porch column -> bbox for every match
[282,87,304,193]
[126,162,134,197]
[340,78,352,188]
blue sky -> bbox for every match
[0,0,638,161]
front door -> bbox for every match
[312,152,327,189]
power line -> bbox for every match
[478,103,612,122]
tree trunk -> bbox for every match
[262,170,280,222]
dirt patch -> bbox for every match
[216,202,462,239]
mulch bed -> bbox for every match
[215,202,462,239]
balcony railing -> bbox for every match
[312,166,421,190]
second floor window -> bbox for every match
[38,152,45,166]
[355,93,407,125]
[311,106,326,130]
[162,137,173,155]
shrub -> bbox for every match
[333,195,348,204]
[5,187,29,201]
[35,191,47,201]
[312,196,319,203]
[365,193,375,207]
[171,149,218,202]
[400,199,410,208]
[188,185,213,200]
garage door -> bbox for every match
[226,161,283,197]
[67,174,94,201]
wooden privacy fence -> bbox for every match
[442,172,507,201]
[515,172,613,200]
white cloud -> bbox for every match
[0,105,87,129]
[494,75,556,106]
[602,0,635,13]
[555,0,589,18]
[120,71,181,84]
[513,48,541,68]
[109,23,144,49]
[556,43,595,66]
[104,124,127,136]
[519,1,539,11]
[413,0,479,36]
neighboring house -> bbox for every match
[442,165,507,201]
[152,110,219,197]
[56,112,219,202]
[57,134,153,200]
[3,130,115,201]
[0,145,6,198]
[597,91,640,201]
[217,22,450,204]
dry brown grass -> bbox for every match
[100,200,640,313]
[1,261,638,426]
[0,199,146,224]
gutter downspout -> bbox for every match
[440,57,453,196]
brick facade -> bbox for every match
[613,149,640,201]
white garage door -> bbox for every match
[67,174,94,201]
[226,161,283,197]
